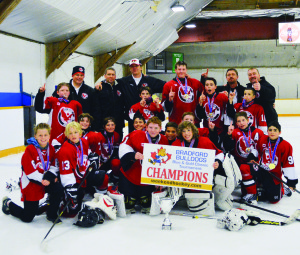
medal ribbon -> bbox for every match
[75,139,84,166]
[181,138,195,148]
[240,128,252,149]
[35,146,50,171]
[242,99,255,108]
[207,93,216,116]
[104,131,114,155]
[268,138,280,164]
[176,77,188,94]
[146,131,159,144]
[58,97,69,103]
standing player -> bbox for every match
[227,88,267,134]
[224,112,264,204]
[35,82,82,142]
[57,122,109,217]
[118,116,169,214]
[172,121,229,213]
[129,87,165,122]
[161,61,204,125]
[2,123,63,223]
[196,77,228,147]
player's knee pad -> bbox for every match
[124,196,137,210]
[140,195,151,209]
[107,186,126,218]
[185,192,215,216]
[149,189,168,216]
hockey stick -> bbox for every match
[247,162,300,194]
[233,199,300,222]
[267,171,300,195]
[41,163,95,244]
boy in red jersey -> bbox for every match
[118,116,169,214]
[196,77,229,148]
[224,112,264,204]
[2,123,63,223]
[35,83,82,141]
[227,88,267,134]
[129,87,165,122]
[57,122,108,216]
[253,121,297,203]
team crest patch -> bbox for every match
[148,147,171,165]
[58,107,75,127]
[142,83,148,87]
[178,86,194,103]
[79,67,84,72]
[204,103,220,121]
[117,90,121,96]
[81,93,88,99]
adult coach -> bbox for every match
[35,66,95,116]
[118,58,165,132]
[93,67,125,137]
[161,61,204,125]
[246,67,278,124]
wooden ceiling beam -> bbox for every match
[94,42,136,81]
[46,24,100,77]
[0,0,22,24]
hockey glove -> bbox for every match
[43,171,56,183]
[65,183,79,209]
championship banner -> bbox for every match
[141,144,215,191]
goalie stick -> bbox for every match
[170,209,300,226]
[233,199,300,222]
[41,163,95,244]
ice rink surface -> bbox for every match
[1,117,300,255]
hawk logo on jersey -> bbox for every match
[81,93,88,99]
[148,147,171,166]
[58,107,76,127]
[142,83,148,87]
[236,136,255,158]
[178,86,194,103]
[117,90,121,96]
[143,108,154,119]
[204,103,221,121]
[260,148,278,170]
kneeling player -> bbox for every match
[254,121,298,203]
[2,123,63,223]
[118,117,169,214]
[57,122,109,217]
[172,121,228,214]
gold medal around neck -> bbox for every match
[268,163,276,170]
[245,147,251,153]
[209,113,213,118]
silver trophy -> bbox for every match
[157,187,182,230]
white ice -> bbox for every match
[1,117,300,255]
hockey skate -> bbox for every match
[241,194,258,205]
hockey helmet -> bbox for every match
[217,209,249,231]
[74,206,104,227]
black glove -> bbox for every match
[286,179,298,189]
[88,152,100,170]
[246,153,257,162]
[43,171,56,183]
[65,183,79,208]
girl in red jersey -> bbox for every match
[57,122,108,216]
[2,123,63,223]
[172,121,226,214]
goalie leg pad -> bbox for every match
[85,193,117,220]
[149,190,168,216]
[107,187,126,218]
[213,174,234,211]
[223,153,242,187]
[185,192,215,216]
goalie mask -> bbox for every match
[74,206,104,227]
[217,209,249,231]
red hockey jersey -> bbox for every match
[129,102,164,122]
[20,144,58,201]
[257,135,297,185]
[230,127,264,165]
[58,138,89,188]
[234,102,267,133]
[119,130,169,185]
[201,93,228,135]
[44,97,82,141]
[161,78,204,124]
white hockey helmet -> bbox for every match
[217,209,249,231]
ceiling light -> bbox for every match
[185,23,196,28]
[171,2,185,12]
